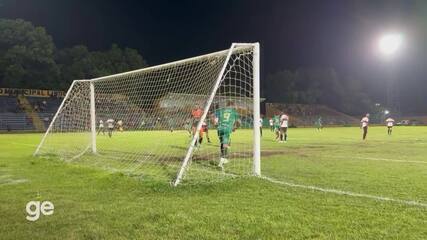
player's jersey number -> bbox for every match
[223,112,231,122]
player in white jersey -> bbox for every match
[360,113,369,140]
[106,118,115,138]
[269,118,274,132]
[279,113,289,142]
[97,120,105,135]
[385,117,395,135]
[117,120,123,132]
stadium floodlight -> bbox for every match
[378,33,403,58]
[33,43,261,186]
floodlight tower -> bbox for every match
[377,33,403,113]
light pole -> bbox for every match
[377,33,403,112]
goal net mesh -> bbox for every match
[35,44,257,184]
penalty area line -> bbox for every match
[262,176,427,208]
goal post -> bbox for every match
[34,43,261,185]
[252,43,261,176]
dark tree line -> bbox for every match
[264,68,373,115]
[0,19,147,90]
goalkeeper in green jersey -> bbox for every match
[213,101,241,169]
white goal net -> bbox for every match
[34,43,261,185]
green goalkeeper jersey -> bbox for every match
[215,108,239,132]
[273,115,280,128]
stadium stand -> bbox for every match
[0,92,62,131]
[26,96,62,129]
[0,96,22,113]
[266,103,359,126]
[0,112,34,131]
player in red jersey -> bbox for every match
[191,104,204,145]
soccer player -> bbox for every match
[315,116,323,131]
[279,112,289,142]
[191,104,203,144]
[201,120,211,143]
[259,117,263,137]
[97,119,105,135]
[269,118,274,132]
[360,113,370,140]
[214,101,240,169]
[385,117,395,135]
[106,118,115,138]
[196,120,211,145]
[117,120,123,132]
[184,119,192,136]
[273,114,280,141]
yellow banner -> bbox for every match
[0,88,65,98]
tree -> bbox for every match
[57,44,148,89]
[0,19,59,89]
[0,19,148,90]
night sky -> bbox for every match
[1,0,426,113]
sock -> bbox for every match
[220,144,224,157]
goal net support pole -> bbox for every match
[173,43,261,186]
[252,43,261,176]
[173,43,237,186]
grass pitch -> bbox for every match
[0,126,426,239]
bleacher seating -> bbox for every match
[0,112,34,131]
[0,95,62,131]
[26,97,62,128]
[0,96,23,113]
[27,97,62,113]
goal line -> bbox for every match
[262,176,427,208]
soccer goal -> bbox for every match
[34,43,261,185]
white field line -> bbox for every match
[0,178,28,186]
[333,156,427,164]
[8,142,38,148]
[262,176,427,208]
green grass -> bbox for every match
[0,126,426,239]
